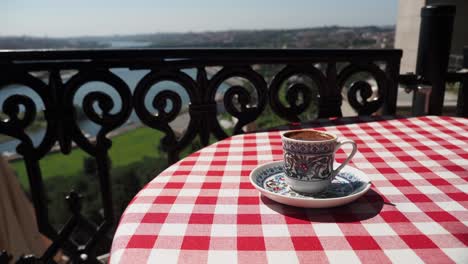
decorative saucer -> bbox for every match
[249,160,371,208]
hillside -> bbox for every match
[0,26,395,49]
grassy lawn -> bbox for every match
[12,126,164,187]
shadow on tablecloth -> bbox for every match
[260,188,385,223]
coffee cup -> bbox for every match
[281,130,357,194]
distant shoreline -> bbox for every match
[0,25,395,50]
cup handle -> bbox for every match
[331,139,357,179]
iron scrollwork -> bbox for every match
[269,65,325,122]
[0,69,134,263]
[134,69,197,163]
[208,66,268,135]
[0,71,56,159]
[337,63,388,115]
[64,70,133,156]
[62,69,133,253]
[0,71,59,242]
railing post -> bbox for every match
[416,5,456,115]
[456,47,468,117]
[411,85,432,116]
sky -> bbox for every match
[2,0,398,37]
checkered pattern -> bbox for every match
[110,116,468,264]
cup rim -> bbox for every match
[281,129,337,143]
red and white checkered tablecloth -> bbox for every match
[110,116,468,264]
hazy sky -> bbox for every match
[2,0,398,37]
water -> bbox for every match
[0,67,229,154]
[107,40,152,48]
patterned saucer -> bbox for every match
[249,160,371,208]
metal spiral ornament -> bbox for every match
[337,63,388,115]
[62,69,133,247]
[0,71,57,159]
[63,69,133,155]
[269,65,325,122]
[2,94,36,133]
[134,69,197,162]
[0,71,60,241]
[208,66,267,135]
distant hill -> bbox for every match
[0,26,394,50]
[0,36,109,49]
[143,26,394,49]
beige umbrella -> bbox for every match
[0,155,50,260]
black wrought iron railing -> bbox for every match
[0,48,402,263]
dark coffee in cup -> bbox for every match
[284,130,334,141]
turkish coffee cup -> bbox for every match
[281,130,357,194]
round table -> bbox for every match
[111,116,468,264]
